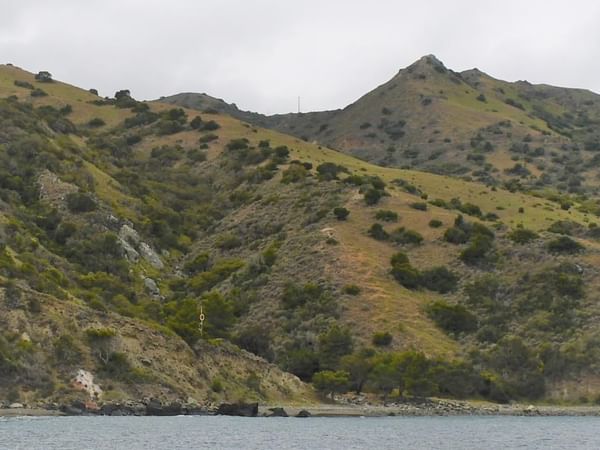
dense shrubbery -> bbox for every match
[390,252,458,293]
[443,216,495,265]
[426,301,477,335]
[66,192,97,213]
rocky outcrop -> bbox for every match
[117,224,164,269]
[296,409,311,417]
[216,402,258,417]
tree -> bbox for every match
[35,71,53,82]
[203,291,235,338]
[340,348,376,394]
[312,370,350,399]
[318,325,354,370]
[190,116,203,129]
[370,354,397,403]
[333,207,350,221]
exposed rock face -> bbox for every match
[139,242,164,269]
[117,224,164,269]
[118,224,141,262]
[216,402,258,417]
[72,369,103,399]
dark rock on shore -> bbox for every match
[145,399,182,416]
[216,402,258,417]
[267,407,288,417]
[296,409,311,418]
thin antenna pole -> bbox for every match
[297,96,300,114]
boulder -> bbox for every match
[268,407,288,417]
[296,409,311,418]
[8,402,24,409]
[143,277,161,297]
[216,402,258,417]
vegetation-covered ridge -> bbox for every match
[1,63,600,408]
[164,55,600,207]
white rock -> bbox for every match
[73,369,103,399]
[139,242,164,269]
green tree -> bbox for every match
[318,325,354,370]
[340,348,376,394]
[312,370,350,399]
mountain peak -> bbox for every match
[404,54,447,74]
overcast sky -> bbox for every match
[1,0,599,114]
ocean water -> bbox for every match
[1,415,599,450]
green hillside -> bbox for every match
[2,63,600,408]
[164,55,600,202]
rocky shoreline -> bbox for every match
[3,398,600,418]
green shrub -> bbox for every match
[88,117,106,128]
[368,223,389,241]
[421,266,459,293]
[375,210,398,222]
[198,133,219,143]
[547,236,584,254]
[316,162,346,181]
[14,80,34,89]
[190,116,203,129]
[31,88,48,97]
[210,378,224,393]
[364,188,383,206]
[66,192,97,213]
[281,164,308,183]
[390,253,421,289]
[372,332,393,347]
[460,234,494,264]
[508,228,538,244]
[410,202,428,211]
[333,207,350,221]
[548,220,578,236]
[444,227,468,244]
[216,233,242,250]
[426,301,477,335]
[390,227,423,245]
[429,219,443,228]
[202,120,220,131]
[343,284,361,296]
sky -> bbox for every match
[1,0,599,114]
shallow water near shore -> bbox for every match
[1,415,599,449]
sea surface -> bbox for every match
[1,415,599,449]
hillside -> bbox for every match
[2,63,600,408]
[163,55,600,202]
